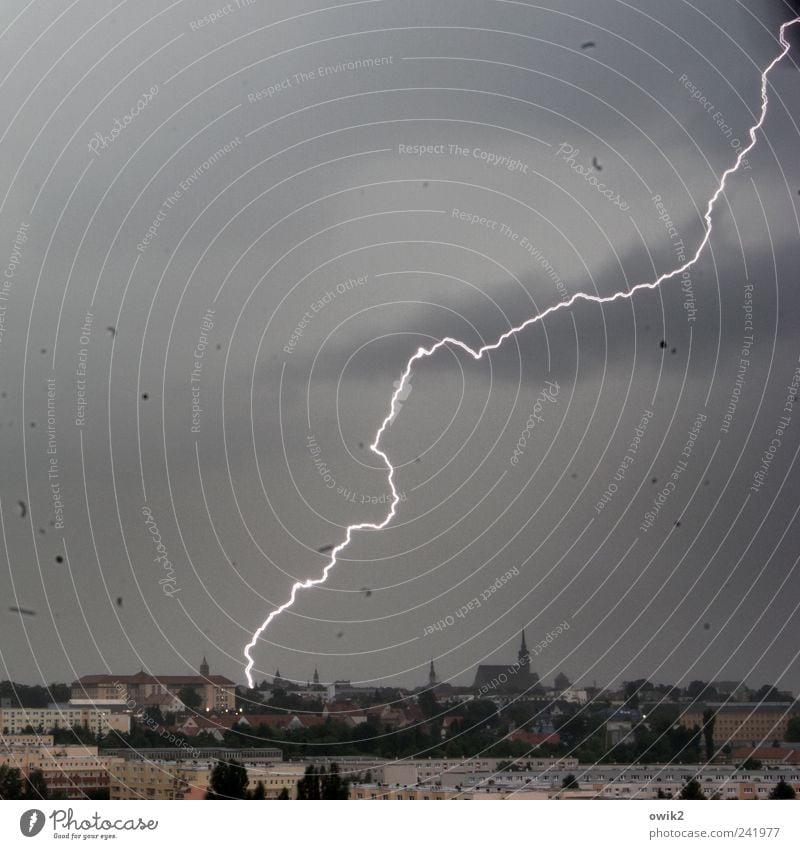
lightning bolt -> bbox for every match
[28,811,39,833]
[244,17,800,687]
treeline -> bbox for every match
[0,680,71,707]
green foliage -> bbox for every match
[0,680,70,708]
[296,763,350,800]
[0,765,49,800]
[702,709,716,761]
[177,687,202,710]
[785,716,800,742]
[768,779,796,799]
[561,773,579,790]
[206,759,249,799]
[679,778,706,800]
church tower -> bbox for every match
[199,656,209,676]
[428,658,438,687]
[518,631,530,676]
[313,667,320,686]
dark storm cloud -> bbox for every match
[0,0,798,696]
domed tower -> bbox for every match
[199,656,210,676]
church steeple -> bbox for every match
[428,658,437,687]
[518,630,530,676]
[313,667,320,686]
[199,656,209,676]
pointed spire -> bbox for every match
[428,658,437,686]
[313,666,320,685]
[518,630,530,675]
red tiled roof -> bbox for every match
[731,746,800,764]
[508,729,560,746]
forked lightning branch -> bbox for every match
[244,18,800,686]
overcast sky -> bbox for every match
[1,0,799,694]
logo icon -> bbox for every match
[19,810,45,837]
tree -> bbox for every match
[561,773,579,790]
[768,779,796,799]
[785,716,800,742]
[251,781,266,800]
[702,709,716,761]
[0,764,24,799]
[277,786,290,799]
[23,770,49,800]
[296,765,321,800]
[554,672,571,692]
[206,759,249,799]
[754,685,782,702]
[740,758,762,771]
[177,687,202,710]
[143,705,164,724]
[417,688,439,721]
[321,763,350,800]
[679,778,706,800]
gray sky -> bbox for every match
[1,0,799,694]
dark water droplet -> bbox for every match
[141,393,149,400]
[659,340,667,349]
[55,555,64,564]
[651,477,657,484]
[703,622,711,630]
